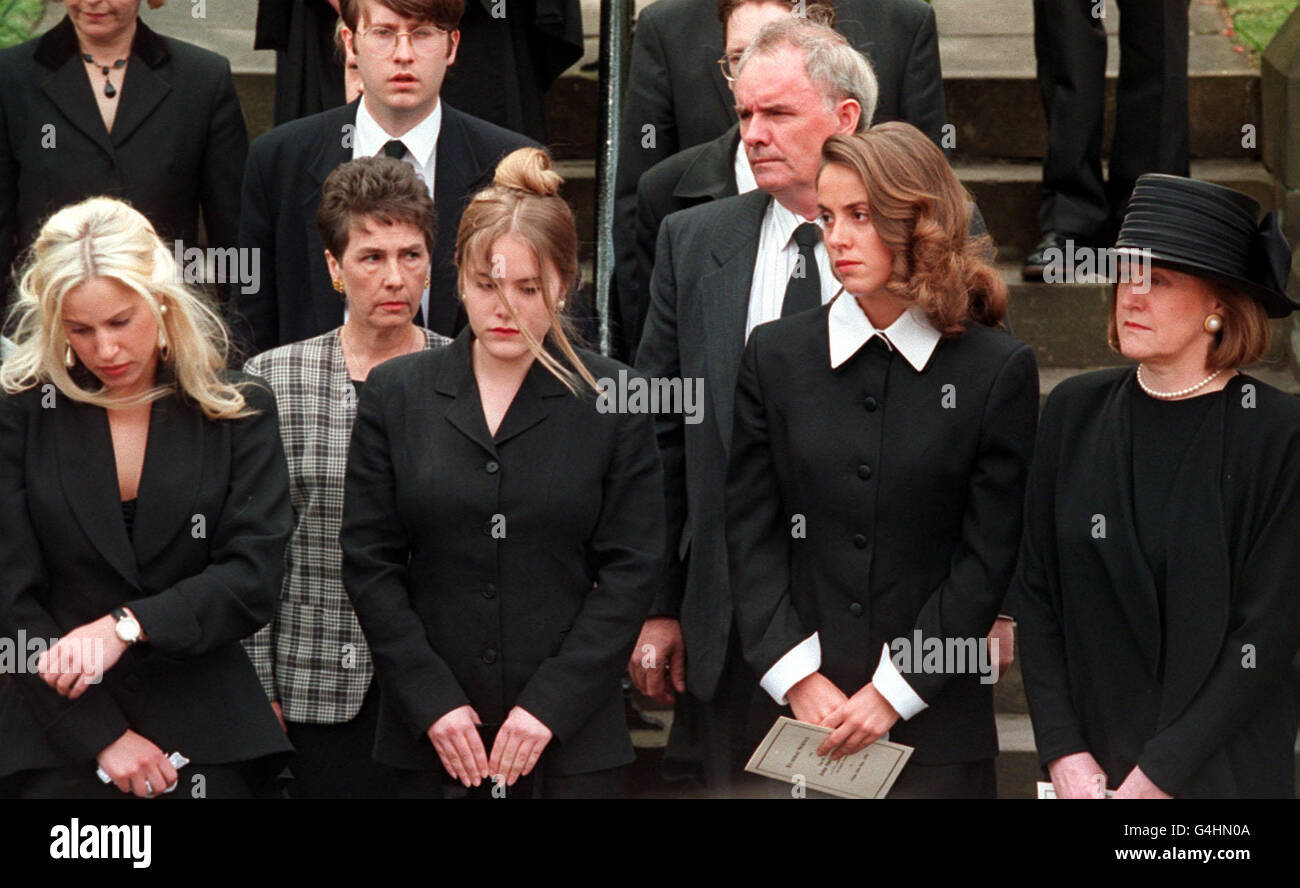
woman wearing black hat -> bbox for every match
[1016,173,1300,799]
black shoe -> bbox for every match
[1022,231,1072,281]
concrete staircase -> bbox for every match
[79,0,1297,797]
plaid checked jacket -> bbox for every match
[243,327,451,723]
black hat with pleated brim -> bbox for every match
[1113,174,1298,318]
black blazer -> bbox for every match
[340,329,666,776]
[726,305,1039,764]
[0,17,248,310]
[1015,370,1300,797]
[611,0,947,357]
[0,376,293,777]
[235,100,535,353]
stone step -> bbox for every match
[962,158,1276,261]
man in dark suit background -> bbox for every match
[236,0,535,355]
[611,0,947,359]
[1022,0,1190,279]
[630,18,873,792]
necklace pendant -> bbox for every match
[104,81,117,99]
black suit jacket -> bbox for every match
[611,0,947,358]
[236,100,535,353]
[0,16,247,310]
[634,189,769,700]
[340,329,666,776]
[0,376,293,776]
[1016,370,1300,797]
[727,306,1039,764]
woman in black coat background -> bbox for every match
[1016,174,1300,799]
[0,1,247,310]
[341,148,664,798]
[726,124,1039,798]
[0,197,292,799]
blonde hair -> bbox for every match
[1,197,254,419]
[455,148,598,395]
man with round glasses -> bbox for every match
[236,0,536,355]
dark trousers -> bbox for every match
[283,682,396,799]
[1034,0,1190,239]
[394,764,630,799]
[16,762,257,799]
[662,626,759,794]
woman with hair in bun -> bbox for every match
[1016,174,1300,799]
[727,122,1040,797]
[0,197,292,799]
[341,147,666,798]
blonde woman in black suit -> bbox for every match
[0,197,291,799]
[341,148,665,798]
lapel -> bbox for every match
[131,390,205,568]
[55,395,140,586]
[429,104,487,333]
[702,189,769,450]
[1096,375,1163,676]
[303,102,359,334]
[326,328,356,442]
[35,18,172,157]
[36,18,114,160]
[675,126,742,202]
[1155,381,1233,728]
[434,327,570,457]
[436,328,497,458]
[107,23,171,148]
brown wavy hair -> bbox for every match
[819,124,1006,336]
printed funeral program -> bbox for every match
[745,716,914,799]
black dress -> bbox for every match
[1016,369,1300,797]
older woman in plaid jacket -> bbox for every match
[243,157,450,798]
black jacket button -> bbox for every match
[849,602,864,617]
[853,534,867,549]
[483,583,496,599]
[857,464,872,480]
[863,396,878,412]
[485,460,500,474]
[482,648,498,664]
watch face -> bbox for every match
[115,617,141,643]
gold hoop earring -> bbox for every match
[332,278,345,294]
[64,344,76,368]
[1204,313,1223,334]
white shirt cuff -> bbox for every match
[872,642,928,721]
[760,633,821,706]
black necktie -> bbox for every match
[381,139,407,160]
[782,222,822,317]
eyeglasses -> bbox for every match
[717,51,744,83]
[358,24,448,57]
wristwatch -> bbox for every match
[110,607,143,645]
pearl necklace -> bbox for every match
[1136,364,1222,400]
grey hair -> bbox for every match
[735,17,878,131]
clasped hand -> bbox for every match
[787,672,901,760]
[427,704,553,789]
[36,614,128,699]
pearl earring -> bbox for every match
[65,344,75,368]
[1204,313,1223,334]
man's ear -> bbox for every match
[836,98,862,134]
[445,29,461,66]
[342,26,355,57]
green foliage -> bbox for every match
[0,0,45,50]
[1223,0,1300,53]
